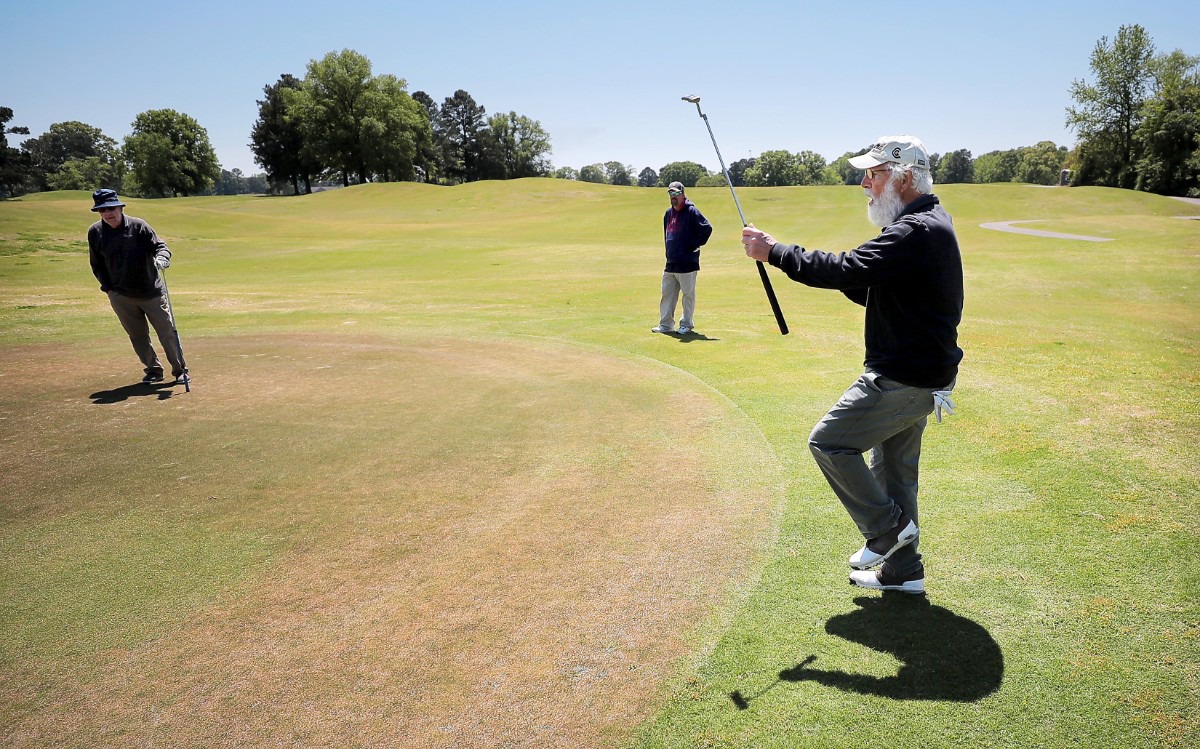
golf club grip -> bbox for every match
[756,261,788,335]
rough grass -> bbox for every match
[1,181,1197,748]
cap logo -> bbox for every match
[891,147,902,159]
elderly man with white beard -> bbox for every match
[741,136,963,594]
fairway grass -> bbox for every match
[1,181,1197,748]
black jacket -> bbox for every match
[88,216,171,298]
[767,194,963,388]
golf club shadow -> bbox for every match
[90,382,178,404]
[674,332,719,342]
[732,595,1003,708]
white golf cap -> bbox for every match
[849,135,931,170]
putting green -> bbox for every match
[1,331,781,747]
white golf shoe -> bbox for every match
[849,566,925,594]
[848,513,918,570]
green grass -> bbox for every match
[1,181,1197,748]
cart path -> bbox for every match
[979,220,1113,242]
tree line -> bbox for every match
[1,27,1195,199]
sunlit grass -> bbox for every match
[1,181,1197,748]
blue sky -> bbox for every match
[3,1,1197,177]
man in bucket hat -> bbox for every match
[741,135,963,595]
[87,189,188,385]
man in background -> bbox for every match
[653,181,712,335]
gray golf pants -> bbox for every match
[808,370,941,576]
[658,270,697,330]
[108,291,185,376]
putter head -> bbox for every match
[681,95,701,103]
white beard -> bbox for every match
[866,178,905,228]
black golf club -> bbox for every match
[681,94,788,335]
[158,268,189,392]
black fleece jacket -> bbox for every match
[766,194,963,388]
[88,216,171,298]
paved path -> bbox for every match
[979,220,1113,242]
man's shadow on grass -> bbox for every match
[734,595,1003,708]
[90,382,177,404]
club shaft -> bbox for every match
[693,105,789,335]
[159,269,190,391]
[699,113,748,227]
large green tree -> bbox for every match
[579,163,607,183]
[603,160,632,186]
[123,109,219,197]
[359,73,431,182]
[1135,49,1200,196]
[285,49,429,186]
[251,74,320,194]
[745,150,800,186]
[1015,141,1069,185]
[937,149,975,184]
[411,90,442,183]
[21,121,119,193]
[974,149,1021,183]
[1,107,32,197]
[830,151,864,185]
[47,156,120,191]
[478,112,552,180]
[657,161,707,187]
[1066,24,1156,189]
[728,157,755,187]
[437,89,487,184]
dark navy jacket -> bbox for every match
[766,194,963,388]
[662,200,712,273]
[88,216,171,298]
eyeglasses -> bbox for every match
[865,165,893,180]
[668,191,682,196]
[98,206,120,213]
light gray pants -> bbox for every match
[658,271,697,330]
[108,291,185,376]
[808,371,942,576]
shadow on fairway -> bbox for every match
[90,382,178,404]
[736,595,1003,707]
[674,332,719,343]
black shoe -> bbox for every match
[173,371,190,385]
[142,371,165,383]
[848,511,918,570]
[850,565,925,594]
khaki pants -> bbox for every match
[108,291,185,376]
[808,371,945,577]
[658,271,698,330]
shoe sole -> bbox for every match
[848,523,919,570]
[849,576,925,594]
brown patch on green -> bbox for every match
[1,334,779,747]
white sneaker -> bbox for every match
[651,325,676,334]
[677,325,692,335]
[849,567,925,594]
[848,514,918,570]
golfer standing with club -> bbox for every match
[742,136,963,594]
[87,189,189,385]
[653,181,712,335]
